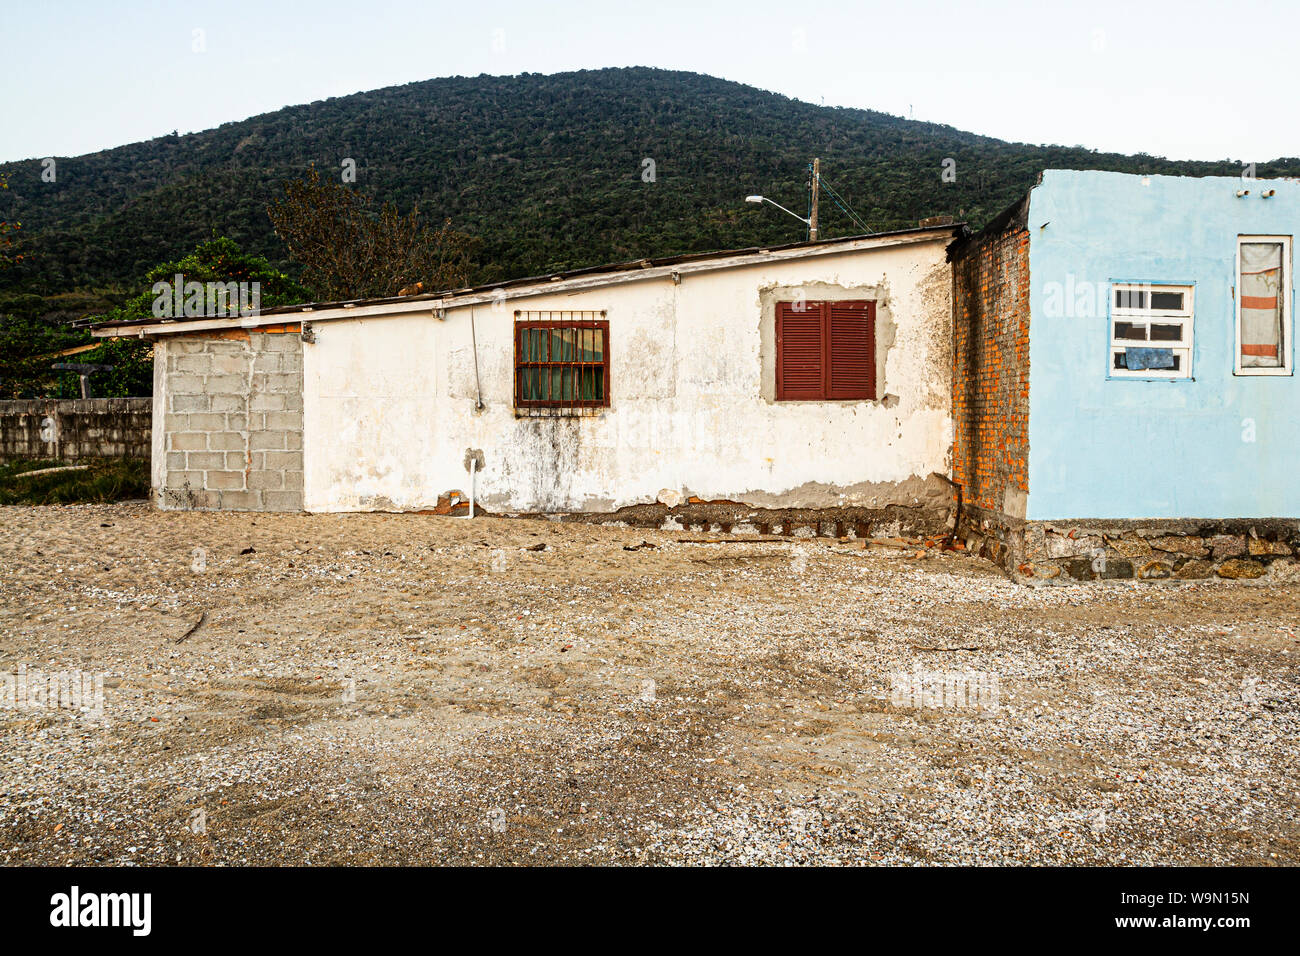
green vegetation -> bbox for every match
[0,458,149,505]
[0,237,305,397]
[3,67,1295,302]
[0,172,19,270]
[2,68,1297,398]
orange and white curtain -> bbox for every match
[1240,242,1284,368]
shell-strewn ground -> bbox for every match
[0,502,1296,865]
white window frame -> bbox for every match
[1108,282,1195,380]
[1235,235,1293,376]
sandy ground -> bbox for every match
[0,502,1297,866]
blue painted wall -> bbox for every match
[1027,169,1298,520]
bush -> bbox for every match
[0,458,150,505]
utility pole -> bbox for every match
[809,157,820,242]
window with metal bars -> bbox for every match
[775,300,876,400]
[514,311,610,412]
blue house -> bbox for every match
[951,169,1299,583]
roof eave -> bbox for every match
[92,224,964,338]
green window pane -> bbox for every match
[551,328,579,362]
[521,328,546,362]
[515,320,607,404]
[519,367,542,400]
[578,367,603,400]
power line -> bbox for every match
[820,179,873,234]
[812,168,873,234]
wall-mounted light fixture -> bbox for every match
[1261,189,1276,198]
[1236,189,1250,197]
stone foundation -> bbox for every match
[960,508,1300,585]
[436,473,962,540]
[956,504,1027,572]
[580,500,953,538]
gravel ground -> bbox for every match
[0,502,1296,866]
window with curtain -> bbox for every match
[514,312,609,411]
[1237,237,1292,374]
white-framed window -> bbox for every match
[1235,235,1292,376]
[1108,282,1194,379]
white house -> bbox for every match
[94,225,960,536]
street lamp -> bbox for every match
[745,195,811,232]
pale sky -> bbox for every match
[2,0,1296,164]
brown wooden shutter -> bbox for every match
[777,300,875,400]
[826,300,875,399]
[776,301,826,400]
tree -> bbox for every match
[0,237,307,398]
[81,236,308,396]
[267,166,476,301]
[126,235,309,316]
[0,300,86,398]
[0,173,20,270]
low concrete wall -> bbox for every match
[0,398,151,460]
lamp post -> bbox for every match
[744,194,812,239]
[746,156,820,241]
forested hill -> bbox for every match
[3,66,1296,297]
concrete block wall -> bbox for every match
[0,398,151,460]
[157,325,304,511]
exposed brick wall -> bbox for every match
[0,398,151,460]
[158,326,304,511]
[950,199,1030,519]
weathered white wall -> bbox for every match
[302,237,953,513]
